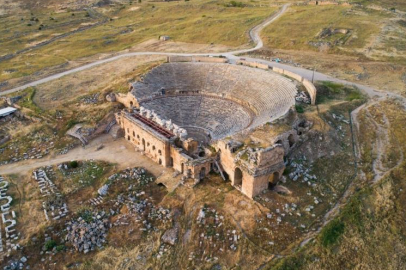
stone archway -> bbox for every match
[142,138,146,151]
[288,134,295,148]
[199,167,206,180]
[169,157,173,167]
[234,167,243,187]
[268,171,280,189]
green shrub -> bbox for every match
[56,244,65,252]
[78,209,94,223]
[65,119,78,130]
[320,219,345,247]
[295,105,304,113]
[227,1,245,7]
[45,240,57,251]
[272,256,304,270]
[69,160,79,169]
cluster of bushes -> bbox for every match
[225,1,245,7]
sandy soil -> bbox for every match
[0,134,169,177]
[33,54,164,109]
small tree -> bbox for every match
[69,160,79,169]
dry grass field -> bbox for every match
[261,5,404,62]
[269,99,406,270]
[0,0,276,83]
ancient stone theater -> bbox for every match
[113,56,316,199]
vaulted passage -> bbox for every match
[234,167,243,187]
[268,172,279,189]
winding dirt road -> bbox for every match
[1,3,405,109]
[0,4,406,269]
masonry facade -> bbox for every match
[115,108,298,199]
[112,58,311,199]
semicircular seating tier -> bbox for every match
[132,62,297,140]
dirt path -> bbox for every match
[0,5,290,96]
[0,134,167,177]
[1,4,406,268]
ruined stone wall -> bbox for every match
[215,141,238,183]
[215,140,288,198]
[236,60,269,70]
[115,93,139,108]
[256,146,285,167]
[272,67,317,105]
[187,161,212,180]
[273,130,299,156]
[302,79,317,105]
[116,113,171,166]
[167,56,193,62]
[194,56,228,63]
[167,56,227,63]
[170,148,192,175]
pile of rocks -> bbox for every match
[106,168,154,186]
[295,91,311,104]
[33,168,68,221]
[111,193,171,232]
[331,113,350,124]
[196,207,239,252]
[2,256,28,270]
[288,160,316,185]
[156,243,172,259]
[0,175,20,254]
[58,160,104,187]
[64,211,110,254]
[0,129,57,165]
[57,143,76,155]
[80,93,100,104]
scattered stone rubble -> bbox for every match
[196,206,240,253]
[288,159,317,185]
[2,256,28,270]
[295,91,311,104]
[111,192,171,232]
[0,175,20,255]
[331,112,350,124]
[57,143,76,155]
[80,93,100,105]
[0,130,57,166]
[161,227,178,246]
[64,210,109,254]
[86,167,171,236]
[58,160,103,187]
[105,93,116,102]
[88,167,154,206]
[33,168,68,221]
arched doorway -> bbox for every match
[181,163,184,174]
[288,134,295,148]
[234,168,243,187]
[169,157,173,167]
[199,167,206,180]
[130,101,134,107]
[142,138,146,151]
[269,172,279,189]
[159,159,162,165]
